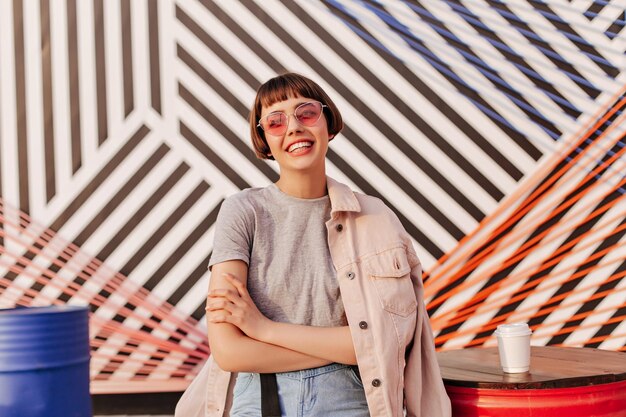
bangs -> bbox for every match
[257,75,322,109]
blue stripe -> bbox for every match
[358,0,563,138]
[326,0,563,144]
[437,0,605,88]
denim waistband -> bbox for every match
[277,363,353,380]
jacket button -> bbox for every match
[336,224,343,232]
[347,271,355,280]
[359,321,368,329]
[372,378,381,387]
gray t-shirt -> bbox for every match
[208,183,347,327]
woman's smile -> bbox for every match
[286,140,314,155]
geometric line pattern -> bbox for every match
[427,89,626,351]
[0,0,624,391]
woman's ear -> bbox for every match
[328,134,335,141]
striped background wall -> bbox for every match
[0,0,624,392]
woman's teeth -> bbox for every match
[288,141,313,153]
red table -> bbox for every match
[437,346,626,417]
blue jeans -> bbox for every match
[230,363,370,416]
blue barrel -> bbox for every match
[0,305,92,417]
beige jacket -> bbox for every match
[175,177,451,417]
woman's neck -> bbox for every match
[276,171,327,199]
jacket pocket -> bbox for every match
[364,247,418,317]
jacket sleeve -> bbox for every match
[175,355,233,417]
[403,248,452,417]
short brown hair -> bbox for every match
[249,73,343,160]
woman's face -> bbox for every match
[260,95,331,175]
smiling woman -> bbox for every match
[175,73,451,417]
[245,75,344,200]
[253,95,332,197]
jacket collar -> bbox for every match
[327,176,361,215]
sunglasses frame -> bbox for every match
[257,101,328,135]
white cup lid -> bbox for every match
[494,322,532,336]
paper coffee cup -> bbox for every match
[494,323,532,373]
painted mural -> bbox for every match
[0,0,624,392]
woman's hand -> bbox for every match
[208,272,357,365]
[207,273,272,341]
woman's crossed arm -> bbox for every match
[207,260,356,373]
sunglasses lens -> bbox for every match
[295,102,322,125]
[259,102,323,135]
[261,113,287,135]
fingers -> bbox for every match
[208,274,250,301]
[222,273,248,297]
[208,288,239,300]
[205,299,236,324]
[206,301,242,326]
[205,298,234,312]
[205,273,253,328]
[207,311,234,324]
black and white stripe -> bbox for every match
[0,0,624,387]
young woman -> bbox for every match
[176,73,451,417]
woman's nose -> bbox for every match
[285,114,304,135]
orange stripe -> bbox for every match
[426,95,626,290]
[0,210,209,350]
[0,240,204,351]
[0,251,208,358]
[580,331,626,347]
[433,268,626,344]
[426,119,626,303]
[431,235,626,330]
[90,338,205,364]
[429,198,626,325]
[426,86,626,282]
[534,313,626,339]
